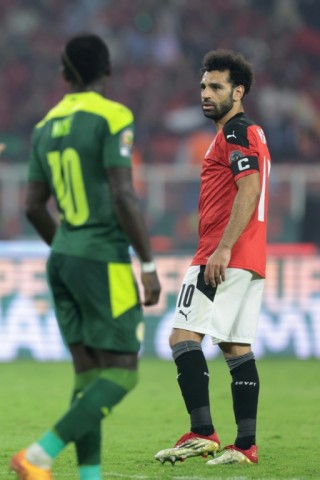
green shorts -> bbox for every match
[47,252,143,353]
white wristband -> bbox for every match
[141,261,156,273]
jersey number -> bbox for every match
[47,148,89,226]
[177,284,195,308]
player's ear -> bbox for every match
[233,84,245,101]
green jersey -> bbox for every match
[28,91,135,262]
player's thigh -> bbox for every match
[172,265,217,334]
[229,272,264,343]
[47,253,83,345]
[56,256,143,353]
[172,266,252,338]
[210,268,258,343]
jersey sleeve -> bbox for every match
[102,104,135,168]
[27,128,47,182]
[223,123,260,182]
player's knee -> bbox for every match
[126,369,139,392]
[169,329,203,351]
[171,340,202,361]
[225,351,255,372]
[100,367,138,393]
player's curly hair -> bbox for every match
[201,49,254,95]
[61,33,111,86]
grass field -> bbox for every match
[1,357,319,479]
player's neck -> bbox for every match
[214,104,244,131]
[69,78,107,95]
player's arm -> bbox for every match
[107,166,161,306]
[204,172,261,287]
[25,181,58,245]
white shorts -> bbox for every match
[172,266,264,344]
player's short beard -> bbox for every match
[203,92,234,121]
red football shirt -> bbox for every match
[192,113,271,277]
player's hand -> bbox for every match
[0,143,6,155]
[141,271,161,306]
[204,246,231,287]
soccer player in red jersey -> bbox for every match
[155,50,271,466]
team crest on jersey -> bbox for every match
[229,150,244,164]
[120,128,134,157]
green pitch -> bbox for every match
[1,357,318,479]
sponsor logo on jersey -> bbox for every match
[120,128,134,157]
[179,309,191,321]
[226,130,237,139]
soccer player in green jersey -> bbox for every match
[10,33,161,480]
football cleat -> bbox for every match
[207,444,258,465]
[155,431,220,464]
[10,450,53,479]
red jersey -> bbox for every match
[192,112,271,277]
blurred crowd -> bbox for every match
[0,0,320,165]
[0,0,320,246]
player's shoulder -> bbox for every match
[33,98,68,133]
[87,94,133,121]
[35,93,134,135]
[92,95,134,134]
[222,112,257,147]
[71,93,134,134]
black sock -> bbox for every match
[175,349,214,436]
[230,359,259,450]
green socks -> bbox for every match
[37,430,66,459]
[31,367,138,478]
[55,368,138,443]
[79,465,101,480]
[71,369,102,469]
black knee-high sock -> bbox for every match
[174,346,214,436]
[230,359,260,449]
